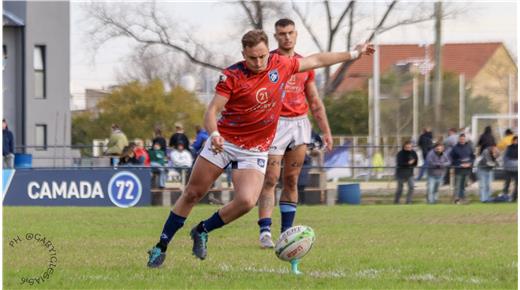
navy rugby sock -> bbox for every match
[279,201,297,233]
[258,218,272,234]
[199,211,225,233]
[157,211,186,252]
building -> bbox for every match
[333,43,518,116]
[3,1,75,166]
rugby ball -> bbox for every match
[275,225,316,261]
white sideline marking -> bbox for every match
[218,263,487,285]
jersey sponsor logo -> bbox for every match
[268,69,279,83]
[256,88,269,104]
[287,75,297,85]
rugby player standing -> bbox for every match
[257,18,333,248]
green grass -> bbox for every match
[3,204,518,289]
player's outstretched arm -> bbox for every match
[298,43,375,73]
[204,94,228,153]
[305,81,333,151]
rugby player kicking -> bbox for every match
[147,29,373,268]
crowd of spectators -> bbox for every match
[103,123,208,188]
[395,126,517,204]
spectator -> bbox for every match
[170,143,193,169]
[417,127,434,180]
[450,134,475,204]
[426,143,451,204]
[133,139,150,166]
[105,124,129,155]
[443,128,458,185]
[191,125,209,156]
[394,141,418,204]
[149,142,167,188]
[169,122,190,149]
[2,119,14,169]
[152,128,167,154]
[119,145,141,166]
[310,130,324,150]
[502,136,517,202]
[477,145,499,202]
[444,128,458,153]
[477,125,496,155]
[497,128,515,152]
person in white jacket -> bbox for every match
[170,143,193,169]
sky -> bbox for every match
[70,1,518,108]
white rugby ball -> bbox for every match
[275,225,316,261]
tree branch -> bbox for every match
[86,3,223,72]
[346,1,355,50]
[291,1,324,52]
[325,0,398,96]
[240,1,260,29]
[331,1,354,36]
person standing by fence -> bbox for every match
[502,136,517,202]
[450,134,475,204]
[426,143,451,204]
[2,119,14,169]
[394,141,418,204]
[417,127,434,180]
[477,145,499,202]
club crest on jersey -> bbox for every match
[268,69,279,83]
[218,74,227,83]
[257,159,266,168]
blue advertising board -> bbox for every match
[2,168,151,207]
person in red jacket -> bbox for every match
[133,139,150,166]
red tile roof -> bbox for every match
[333,42,504,94]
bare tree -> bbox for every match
[115,46,202,89]
[237,1,287,30]
[85,2,224,72]
[291,0,464,96]
[292,1,354,85]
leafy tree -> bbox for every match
[323,89,368,135]
[72,80,206,150]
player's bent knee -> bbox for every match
[183,186,206,204]
[235,196,257,212]
[263,173,279,189]
[284,175,298,191]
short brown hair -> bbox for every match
[241,30,268,49]
[275,18,295,28]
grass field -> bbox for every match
[3,204,518,289]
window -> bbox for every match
[35,124,47,150]
[34,45,46,98]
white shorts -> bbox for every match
[269,115,312,155]
[199,138,268,174]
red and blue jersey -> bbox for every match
[215,53,300,151]
[271,49,315,117]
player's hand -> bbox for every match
[323,133,333,152]
[211,136,224,154]
[355,43,375,56]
